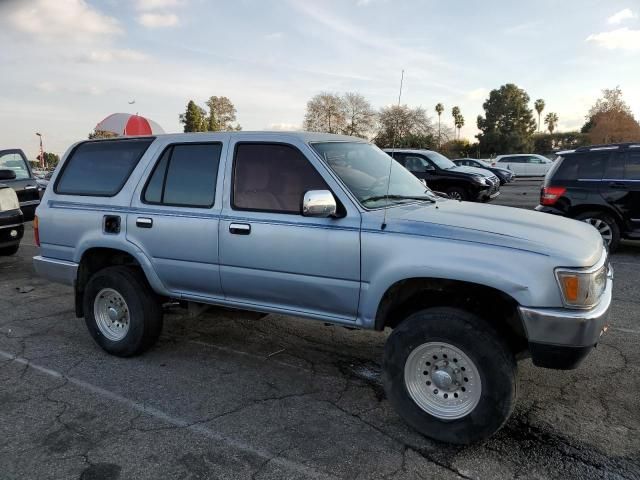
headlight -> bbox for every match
[0,187,20,212]
[555,262,608,309]
[473,176,488,186]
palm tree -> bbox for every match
[544,112,559,134]
[455,114,465,140]
[435,103,444,146]
[451,106,460,135]
[534,99,545,133]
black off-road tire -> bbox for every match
[0,244,20,256]
[574,211,620,253]
[382,307,517,445]
[444,187,468,201]
[83,266,163,357]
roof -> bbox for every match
[558,142,640,156]
[85,131,365,143]
[383,148,436,154]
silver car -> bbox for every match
[33,132,612,444]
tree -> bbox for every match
[373,105,435,148]
[88,129,118,139]
[342,92,376,138]
[454,114,465,140]
[43,152,59,169]
[534,99,545,133]
[179,100,207,132]
[205,96,241,131]
[533,132,588,154]
[476,83,537,154]
[544,112,558,134]
[303,93,347,134]
[582,87,640,144]
[451,106,460,132]
[435,103,444,146]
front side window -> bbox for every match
[403,155,430,173]
[143,143,221,207]
[233,143,329,214]
[0,152,30,179]
[56,139,153,196]
[312,142,435,208]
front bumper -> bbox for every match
[0,210,24,248]
[518,265,613,369]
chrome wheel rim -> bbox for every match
[583,218,613,244]
[404,342,482,420]
[94,288,130,341]
[447,191,463,201]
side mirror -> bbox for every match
[424,164,435,172]
[302,190,337,218]
[0,169,16,181]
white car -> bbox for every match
[492,154,554,176]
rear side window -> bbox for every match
[232,143,328,214]
[498,156,522,163]
[0,151,30,180]
[55,139,153,196]
[624,151,640,180]
[551,153,606,181]
[143,143,221,208]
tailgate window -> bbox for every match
[55,138,153,196]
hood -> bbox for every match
[449,165,493,178]
[377,200,604,266]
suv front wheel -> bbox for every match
[575,211,620,252]
[382,307,517,444]
[83,266,163,357]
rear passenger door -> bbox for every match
[127,141,226,300]
[218,139,361,323]
[603,149,640,231]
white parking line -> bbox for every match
[0,349,337,480]
[611,327,640,335]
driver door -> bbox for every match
[218,139,361,323]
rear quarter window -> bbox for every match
[549,153,606,181]
[55,138,153,196]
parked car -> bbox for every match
[536,142,640,252]
[453,158,515,185]
[0,170,24,256]
[0,149,41,220]
[34,133,612,445]
[384,149,500,201]
[493,154,553,176]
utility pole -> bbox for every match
[35,132,44,169]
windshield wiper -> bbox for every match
[361,194,436,205]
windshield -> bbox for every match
[0,152,30,180]
[425,151,456,170]
[311,142,436,208]
[476,159,493,168]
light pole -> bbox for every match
[35,132,44,169]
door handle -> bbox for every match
[25,185,38,190]
[609,181,627,189]
[229,223,251,235]
[136,217,153,228]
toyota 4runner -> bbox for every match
[34,132,613,444]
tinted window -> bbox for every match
[0,152,30,179]
[498,156,523,163]
[56,139,152,196]
[624,151,640,180]
[403,155,430,172]
[143,143,221,207]
[528,156,543,164]
[551,153,606,181]
[233,143,328,214]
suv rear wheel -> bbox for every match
[382,307,517,444]
[83,266,163,357]
[575,211,620,252]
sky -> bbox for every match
[1,0,639,159]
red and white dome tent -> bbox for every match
[95,113,165,136]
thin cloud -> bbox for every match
[586,27,640,52]
[607,8,637,25]
[265,32,284,40]
[7,0,121,42]
[79,49,150,63]
[135,0,184,11]
[138,13,179,28]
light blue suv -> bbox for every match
[33,132,612,444]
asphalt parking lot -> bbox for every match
[1,179,638,480]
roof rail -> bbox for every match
[575,142,639,152]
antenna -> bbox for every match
[381,69,404,230]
